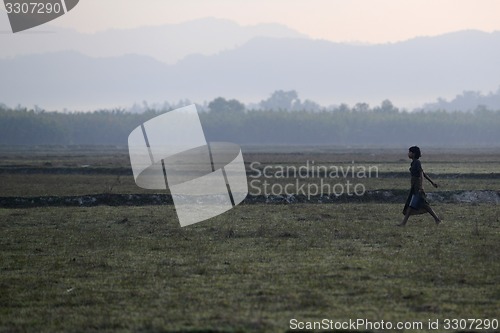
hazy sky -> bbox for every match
[29,0,500,43]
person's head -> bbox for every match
[408,146,421,159]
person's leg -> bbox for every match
[398,208,412,226]
[425,206,441,224]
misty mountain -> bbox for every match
[0,51,169,110]
[1,30,499,110]
[0,16,306,64]
[169,30,499,107]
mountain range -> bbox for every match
[1,16,499,110]
[0,16,306,64]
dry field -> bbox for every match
[1,146,499,332]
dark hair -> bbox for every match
[409,146,421,159]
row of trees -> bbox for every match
[128,89,500,114]
[423,87,500,112]
[207,91,399,113]
[1,103,499,146]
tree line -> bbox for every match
[0,103,499,147]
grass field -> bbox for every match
[1,146,499,332]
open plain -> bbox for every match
[1,146,499,332]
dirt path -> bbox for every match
[1,190,498,208]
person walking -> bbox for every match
[398,146,441,226]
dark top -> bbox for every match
[410,159,422,178]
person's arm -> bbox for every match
[423,171,438,188]
[417,160,424,191]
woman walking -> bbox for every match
[398,146,441,226]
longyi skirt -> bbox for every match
[402,179,432,216]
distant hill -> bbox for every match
[0,51,170,110]
[0,16,307,64]
[169,30,499,108]
[0,30,499,110]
